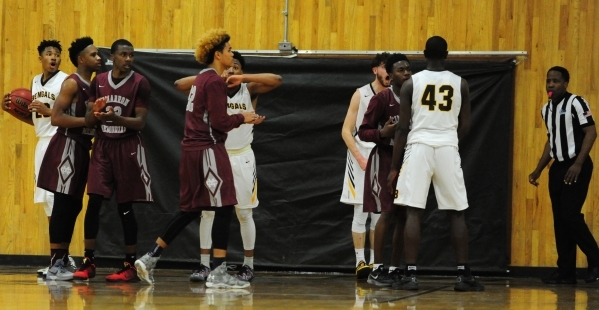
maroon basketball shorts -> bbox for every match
[37,134,90,199]
[363,145,395,213]
[87,135,153,203]
[179,144,237,211]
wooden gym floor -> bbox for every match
[1,266,598,309]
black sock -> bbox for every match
[148,244,163,257]
[125,253,137,265]
[84,249,95,262]
[213,257,226,269]
[50,249,67,266]
[405,264,417,277]
[457,264,471,277]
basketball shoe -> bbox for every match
[46,260,74,281]
[135,253,160,285]
[73,257,96,280]
[190,264,211,282]
[454,275,485,291]
[235,265,255,282]
[356,260,371,279]
[105,262,140,282]
[206,263,250,289]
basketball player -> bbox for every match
[174,51,282,282]
[37,37,101,280]
[387,36,484,291]
[358,53,411,287]
[77,39,153,282]
[2,40,74,276]
[135,29,260,287]
[341,53,390,278]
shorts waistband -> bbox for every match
[226,144,252,155]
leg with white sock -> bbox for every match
[190,211,214,282]
[352,204,370,279]
[236,207,256,281]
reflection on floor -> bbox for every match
[1,266,598,309]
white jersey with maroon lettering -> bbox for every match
[225,83,254,150]
[31,71,68,138]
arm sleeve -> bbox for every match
[88,77,98,102]
[574,96,595,127]
[358,95,384,143]
[134,77,152,109]
[206,78,244,132]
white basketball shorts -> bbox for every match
[228,146,258,209]
[341,143,373,205]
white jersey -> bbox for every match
[31,71,68,138]
[225,83,254,150]
[354,84,377,149]
[407,70,462,147]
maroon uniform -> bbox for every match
[358,88,400,212]
[87,70,153,203]
[180,68,244,211]
[38,74,94,199]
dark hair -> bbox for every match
[232,51,245,70]
[423,36,448,59]
[37,40,62,55]
[385,53,409,74]
[547,66,570,82]
[371,52,390,68]
[110,39,133,54]
[205,34,231,65]
[68,37,94,67]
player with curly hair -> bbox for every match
[135,29,261,288]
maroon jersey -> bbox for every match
[357,88,400,146]
[182,69,244,151]
[89,70,151,139]
[56,73,95,150]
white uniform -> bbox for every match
[341,84,377,205]
[31,71,68,215]
[224,83,258,209]
[394,70,468,210]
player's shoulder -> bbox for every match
[56,71,69,79]
[372,88,392,100]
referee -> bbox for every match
[529,66,599,284]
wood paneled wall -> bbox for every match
[1,0,598,267]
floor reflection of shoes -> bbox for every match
[47,280,73,301]
[189,283,206,294]
[205,288,253,307]
[105,282,138,302]
[134,286,155,310]
[73,282,95,305]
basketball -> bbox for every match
[8,88,32,118]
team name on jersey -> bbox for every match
[101,125,126,133]
[227,102,248,110]
[106,95,131,107]
[32,91,56,101]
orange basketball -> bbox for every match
[8,88,32,118]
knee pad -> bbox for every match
[369,213,381,231]
[351,205,368,233]
[45,193,55,217]
[117,203,137,246]
[235,208,255,250]
[235,208,253,223]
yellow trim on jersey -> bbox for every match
[226,144,252,155]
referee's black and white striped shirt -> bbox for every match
[541,92,595,162]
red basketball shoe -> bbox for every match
[105,262,140,282]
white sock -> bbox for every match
[389,266,398,272]
[200,254,210,267]
[243,256,254,269]
[373,263,383,271]
[369,249,375,265]
[355,249,365,267]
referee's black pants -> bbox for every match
[549,157,599,276]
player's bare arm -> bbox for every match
[94,106,148,131]
[174,76,195,94]
[387,79,413,194]
[529,140,552,186]
[29,100,52,116]
[564,125,597,184]
[229,73,282,97]
[342,90,368,171]
[457,79,471,141]
[51,78,86,128]
[2,92,34,125]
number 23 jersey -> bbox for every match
[408,70,462,147]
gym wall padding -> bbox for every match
[95,49,514,271]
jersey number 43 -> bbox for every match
[421,84,454,111]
